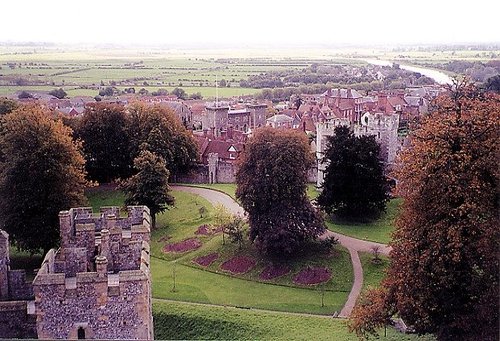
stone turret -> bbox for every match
[32,206,153,340]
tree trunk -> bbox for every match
[151,212,156,230]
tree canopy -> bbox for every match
[236,127,324,256]
[76,103,132,183]
[349,83,499,341]
[317,125,389,220]
[127,102,198,179]
[74,102,198,183]
[121,150,174,229]
[0,104,87,253]
[0,98,18,115]
[49,88,67,99]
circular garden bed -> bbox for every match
[163,238,202,253]
[220,256,256,274]
[293,266,331,285]
[194,224,212,236]
[193,253,219,267]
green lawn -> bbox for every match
[87,187,352,314]
[326,199,402,244]
[179,183,237,200]
[182,183,319,201]
[84,185,126,210]
[153,300,435,340]
[359,252,389,293]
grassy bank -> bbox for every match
[153,300,435,340]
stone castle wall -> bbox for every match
[8,270,34,300]
[31,206,153,340]
[33,261,152,340]
[316,113,400,186]
[0,301,37,339]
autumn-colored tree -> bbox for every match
[0,97,18,115]
[0,104,87,253]
[349,287,395,339]
[349,83,499,340]
[317,125,389,220]
[236,128,324,256]
[76,103,132,183]
[127,102,198,180]
[121,150,174,229]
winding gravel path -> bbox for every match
[172,185,391,317]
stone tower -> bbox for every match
[246,103,267,129]
[315,112,400,187]
[205,102,229,137]
[32,206,154,340]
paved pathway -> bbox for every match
[172,185,391,317]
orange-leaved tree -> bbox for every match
[349,82,499,341]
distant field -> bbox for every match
[1,46,496,99]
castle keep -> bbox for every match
[0,206,154,340]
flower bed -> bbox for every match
[259,264,291,280]
[163,238,202,253]
[220,256,256,274]
[193,253,219,267]
[194,224,212,235]
[293,266,331,285]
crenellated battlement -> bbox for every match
[30,205,153,340]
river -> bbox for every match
[364,59,453,85]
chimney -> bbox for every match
[347,88,352,98]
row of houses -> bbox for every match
[8,85,445,184]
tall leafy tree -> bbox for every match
[0,104,87,253]
[127,102,198,179]
[0,98,18,115]
[48,88,67,99]
[317,126,389,220]
[121,150,174,229]
[236,127,324,256]
[349,84,499,341]
[76,103,132,183]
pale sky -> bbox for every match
[1,0,498,46]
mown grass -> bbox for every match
[153,300,436,340]
[183,183,319,201]
[179,183,238,200]
[359,252,389,293]
[326,199,402,245]
[86,187,352,314]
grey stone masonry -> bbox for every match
[32,206,154,340]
